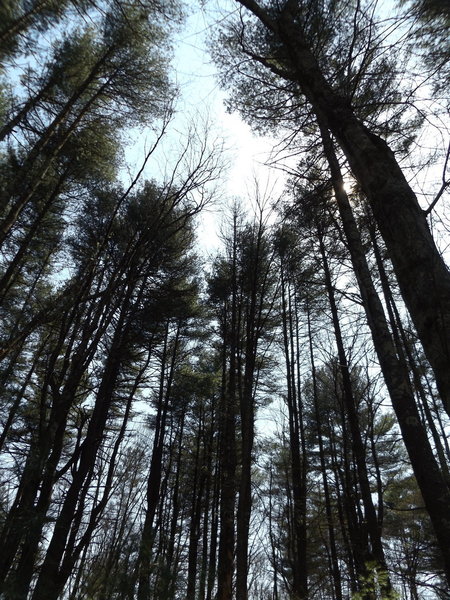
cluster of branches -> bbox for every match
[0,1,219,598]
[208,0,450,594]
[0,0,450,599]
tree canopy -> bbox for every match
[0,0,449,599]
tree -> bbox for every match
[273,224,309,600]
[213,0,450,422]
[0,2,174,246]
[207,203,278,600]
[212,0,450,581]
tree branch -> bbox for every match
[424,141,450,216]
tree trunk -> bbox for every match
[236,218,268,600]
[0,74,56,142]
[0,167,68,299]
[279,269,308,600]
[316,123,450,584]
[0,48,114,245]
[306,303,342,600]
[30,285,136,600]
[217,219,239,600]
[236,0,450,418]
[317,228,392,597]
[0,0,53,47]
[136,321,180,600]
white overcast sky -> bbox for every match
[172,2,278,194]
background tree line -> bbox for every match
[0,0,449,599]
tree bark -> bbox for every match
[317,228,392,597]
[136,321,180,600]
[31,283,137,600]
[316,123,450,584]
[217,217,239,600]
[279,269,308,600]
[235,0,450,418]
[306,303,342,600]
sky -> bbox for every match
[124,1,283,255]
[171,2,275,196]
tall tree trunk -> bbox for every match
[317,228,391,597]
[306,303,342,600]
[337,415,370,595]
[217,217,239,600]
[0,74,57,142]
[236,0,450,418]
[279,268,308,600]
[236,218,268,600]
[136,321,181,600]
[369,224,450,486]
[198,402,217,600]
[328,427,358,593]
[30,284,137,600]
[0,167,68,299]
[186,417,205,600]
[316,123,450,583]
[0,0,54,47]
[206,460,220,600]
[0,49,115,245]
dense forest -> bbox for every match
[0,0,449,599]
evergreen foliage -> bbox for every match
[0,0,449,599]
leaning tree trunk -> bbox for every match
[369,223,450,486]
[316,122,450,584]
[236,0,450,419]
[31,282,137,600]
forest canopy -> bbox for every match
[0,1,449,599]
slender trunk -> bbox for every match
[0,167,68,299]
[339,415,370,594]
[369,225,450,486]
[136,321,181,600]
[280,269,308,600]
[366,397,385,527]
[217,225,238,600]
[163,413,185,600]
[235,378,254,600]
[198,405,217,600]
[0,75,56,142]
[328,428,358,591]
[30,286,136,600]
[186,420,204,600]
[206,460,220,600]
[0,50,115,244]
[0,337,46,453]
[268,467,280,600]
[236,231,261,600]
[216,351,237,600]
[317,228,391,596]
[0,0,53,46]
[306,303,342,600]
